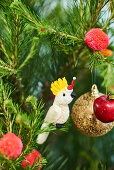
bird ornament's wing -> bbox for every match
[44,105,61,124]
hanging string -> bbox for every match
[91,66,97,86]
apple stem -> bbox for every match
[107,93,111,100]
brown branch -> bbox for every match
[102,11,114,30]
[0,38,10,61]
[89,0,105,28]
[16,128,33,162]
[48,27,82,41]
[58,44,86,77]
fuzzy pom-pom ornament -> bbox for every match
[0,132,23,159]
[22,150,42,169]
[37,77,76,144]
[84,28,109,50]
[71,85,114,137]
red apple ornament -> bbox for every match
[93,95,114,123]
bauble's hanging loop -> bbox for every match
[91,84,100,98]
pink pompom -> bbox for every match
[22,149,42,169]
[0,132,23,159]
[84,28,109,50]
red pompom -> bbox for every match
[22,149,42,169]
[0,132,23,159]
[84,28,109,50]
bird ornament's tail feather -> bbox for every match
[36,123,49,144]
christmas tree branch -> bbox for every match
[102,11,114,30]
[0,61,16,76]
[12,74,24,103]
[17,128,33,161]
[19,37,39,70]
[59,44,86,77]
[79,0,83,20]
[48,27,82,41]
[0,82,18,133]
[13,14,19,65]
[100,63,114,90]
[0,129,4,136]
[90,0,105,28]
[10,0,39,25]
[11,0,82,42]
[0,38,10,61]
[2,95,10,132]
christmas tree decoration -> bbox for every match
[0,132,23,159]
[22,150,42,169]
[37,77,76,144]
[93,94,114,123]
[100,49,112,57]
[71,85,114,137]
[84,28,109,50]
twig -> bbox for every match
[16,128,33,162]
[58,44,85,77]
[12,0,82,42]
[48,27,82,41]
[18,38,37,70]
[90,0,105,28]
[14,15,18,59]
[102,11,114,30]
[0,38,10,61]
[12,74,24,103]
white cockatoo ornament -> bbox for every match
[37,77,76,144]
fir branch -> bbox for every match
[26,95,38,113]
[0,38,10,61]
[19,37,39,70]
[89,50,114,70]
[13,14,19,65]
[11,0,82,42]
[4,99,19,115]
[0,59,16,76]
[58,44,85,76]
[10,0,39,25]
[0,81,12,132]
[49,28,82,41]
[0,129,4,136]
[0,79,12,100]
[15,127,33,163]
[99,63,114,90]
[79,0,83,21]
[12,74,24,103]
[90,0,105,28]
[0,66,15,75]
[102,11,114,29]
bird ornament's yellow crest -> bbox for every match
[51,77,68,95]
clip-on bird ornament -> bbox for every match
[37,77,76,144]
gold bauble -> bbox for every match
[71,84,114,137]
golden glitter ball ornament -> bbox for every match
[71,84,114,137]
